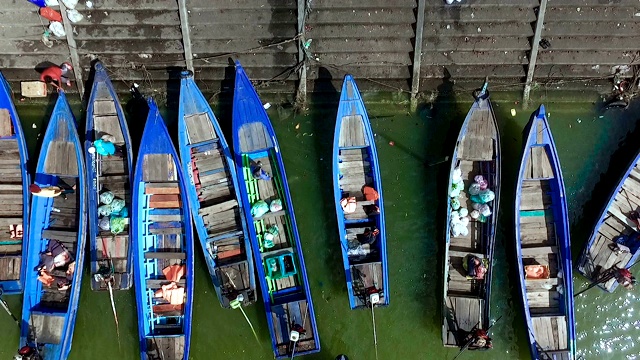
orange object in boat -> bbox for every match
[162,264,185,282]
[524,265,550,279]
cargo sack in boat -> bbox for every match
[263,225,280,248]
[110,217,125,235]
[451,197,461,210]
[98,216,110,231]
[98,205,112,217]
[111,206,128,218]
[363,186,379,201]
[468,183,482,196]
[251,200,269,218]
[109,198,125,213]
[340,197,357,213]
[269,198,283,212]
[99,191,115,205]
[450,179,464,198]
[470,189,495,204]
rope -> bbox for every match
[371,300,379,360]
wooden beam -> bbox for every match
[58,1,84,99]
[410,0,426,112]
[295,0,307,108]
[177,0,194,72]
[523,0,549,108]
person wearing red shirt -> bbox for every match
[40,62,73,89]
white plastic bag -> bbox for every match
[45,0,60,5]
[67,9,84,23]
[49,22,65,37]
[61,0,78,9]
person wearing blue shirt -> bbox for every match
[88,135,123,157]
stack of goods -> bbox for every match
[468,175,495,223]
[449,168,470,237]
[97,191,128,234]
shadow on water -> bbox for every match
[214,58,236,141]
[309,67,344,295]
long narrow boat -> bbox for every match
[577,150,640,292]
[132,98,194,360]
[515,105,575,360]
[178,70,255,308]
[20,90,87,359]
[332,75,388,309]
[0,72,30,295]
[442,86,500,347]
[86,61,134,291]
[232,61,320,358]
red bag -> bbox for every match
[363,186,379,201]
[39,7,63,22]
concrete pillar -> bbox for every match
[177,0,194,72]
[295,0,307,109]
[58,1,84,99]
[410,0,426,112]
[523,0,548,109]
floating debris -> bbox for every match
[511,109,517,116]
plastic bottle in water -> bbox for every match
[52,207,61,213]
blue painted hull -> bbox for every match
[577,144,640,292]
[332,75,389,309]
[515,105,576,360]
[132,98,194,360]
[177,70,256,308]
[442,89,501,347]
[85,61,134,291]
[232,61,320,358]
[0,72,30,295]
[20,90,87,360]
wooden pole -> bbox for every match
[177,0,194,72]
[523,0,548,108]
[295,0,307,109]
[410,0,426,112]
[58,1,84,99]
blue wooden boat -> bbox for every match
[85,61,134,291]
[332,75,388,309]
[0,72,30,295]
[442,86,500,347]
[577,147,640,292]
[178,70,256,308]
[20,90,87,360]
[515,105,575,360]
[232,61,320,358]
[132,98,194,360]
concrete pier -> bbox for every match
[0,0,637,102]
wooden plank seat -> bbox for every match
[526,277,559,291]
[448,250,485,260]
[146,278,186,288]
[527,290,561,310]
[145,182,179,195]
[185,113,216,144]
[144,252,186,260]
[522,246,558,256]
[152,303,184,316]
[531,316,568,350]
[199,199,237,216]
[149,194,181,208]
[254,210,285,221]
[42,230,77,243]
[0,109,13,137]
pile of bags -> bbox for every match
[448,168,496,237]
[97,191,128,235]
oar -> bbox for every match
[230,294,261,346]
[427,156,450,167]
[370,294,380,360]
[0,289,19,328]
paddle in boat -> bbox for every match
[332,75,388,310]
[442,83,500,350]
[178,70,256,308]
[132,98,194,360]
[85,61,134,292]
[515,105,575,360]
[577,146,640,292]
[0,71,30,295]
[232,61,320,358]
[20,90,87,360]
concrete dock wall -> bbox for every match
[0,0,638,101]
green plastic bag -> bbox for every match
[251,200,269,218]
[110,216,126,235]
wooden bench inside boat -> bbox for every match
[29,312,65,344]
[146,278,186,288]
[145,252,186,260]
[531,315,568,351]
[146,336,185,360]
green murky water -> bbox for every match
[0,89,639,360]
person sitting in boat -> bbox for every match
[36,240,74,290]
[465,328,492,350]
[291,322,306,336]
[466,255,487,280]
[29,183,76,200]
[89,134,123,157]
[14,345,41,360]
[251,161,271,181]
[614,267,636,289]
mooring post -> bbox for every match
[58,1,84,99]
[295,0,307,109]
[410,0,426,112]
[523,0,548,109]
[177,0,194,72]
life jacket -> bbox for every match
[363,186,379,201]
[340,197,357,213]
